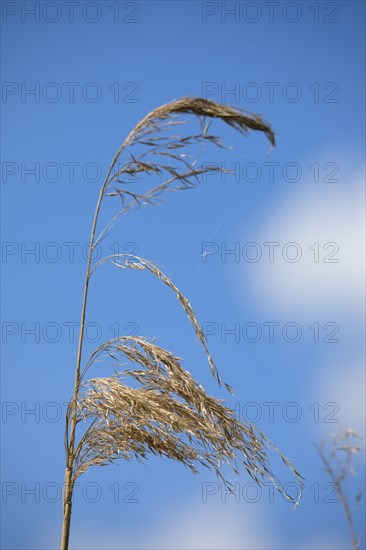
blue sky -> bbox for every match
[1,1,365,549]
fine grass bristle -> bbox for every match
[94,97,275,246]
[69,335,303,507]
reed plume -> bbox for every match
[61,97,303,549]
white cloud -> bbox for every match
[237,170,365,319]
[68,500,359,550]
[70,501,271,550]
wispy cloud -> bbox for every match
[237,167,364,319]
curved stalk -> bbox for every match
[60,153,124,549]
[60,101,160,549]
[60,176,108,549]
[316,443,360,550]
